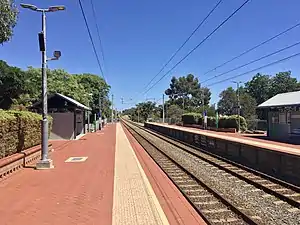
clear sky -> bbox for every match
[1,0,300,111]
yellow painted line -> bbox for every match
[112,124,169,225]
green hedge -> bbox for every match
[218,115,247,131]
[0,110,52,159]
[182,113,202,125]
[182,113,247,131]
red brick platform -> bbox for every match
[0,125,116,225]
[123,124,205,225]
[0,123,205,225]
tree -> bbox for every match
[245,73,271,105]
[74,74,111,118]
[0,0,18,44]
[239,90,257,120]
[165,74,211,110]
[217,87,256,119]
[269,71,298,97]
[166,104,183,124]
[217,87,236,116]
[0,61,112,114]
[136,101,156,122]
[245,72,299,105]
[0,60,26,109]
[24,67,88,104]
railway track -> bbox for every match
[123,120,258,225]
[132,122,300,209]
[121,119,300,225]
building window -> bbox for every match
[279,113,286,124]
[272,115,279,124]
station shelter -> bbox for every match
[31,93,91,140]
[257,90,300,140]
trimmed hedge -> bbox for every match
[182,113,202,125]
[0,110,52,159]
[182,113,247,131]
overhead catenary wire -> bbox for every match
[202,21,300,76]
[143,0,251,95]
[78,0,105,80]
[142,0,224,91]
[90,0,106,64]
[206,52,300,87]
[202,40,300,83]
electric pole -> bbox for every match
[233,81,242,132]
[162,94,165,123]
[99,93,102,130]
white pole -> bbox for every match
[162,94,165,123]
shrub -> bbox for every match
[181,111,247,131]
[0,110,18,158]
[207,116,216,127]
[218,115,247,131]
[182,113,202,125]
[0,110,52,159]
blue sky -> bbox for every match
[1,0,300,111]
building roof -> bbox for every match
[257,91,300,108]
[55,93,91,110]
[32,93,91,111]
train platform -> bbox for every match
[148,122,300,157]
[0,123,205,225]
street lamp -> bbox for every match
[20,3,66,169]
[233,81,243,132]
[86,93,93,132]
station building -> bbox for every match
[32,93,91,140]
[257,90,300,140]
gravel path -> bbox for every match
[135,126,300,225]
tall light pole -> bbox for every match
[20,3,65,169]
[99,93,102,130]
[162,94,165,123]
[233,81,243,132]
[86,93,93,132]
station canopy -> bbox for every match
[257,91,300,108]
[32,93,91,111]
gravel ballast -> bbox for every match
[134,125,300,225]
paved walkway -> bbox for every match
[113,124,169,225]
[0,123,205,225]
[0,124,116,225]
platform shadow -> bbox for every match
[24,165,36,169]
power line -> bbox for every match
[203,21,300,76]
[142,0,223,91]
[202,40,300,83]
[90,0,106,64]
[143,0,251,95]
[78,0,105,80]
[206,52,300,87]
